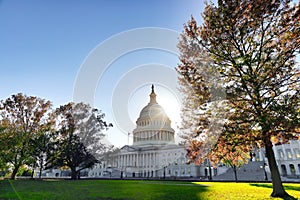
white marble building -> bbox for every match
[273,140,300,178]
[89,85,300,180]
[89,85,203,178]
[38,85,299,180]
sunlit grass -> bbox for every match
[193,182,300,200]
[0,179,299,200]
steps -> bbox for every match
[214,161,270,181]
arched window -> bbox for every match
[281,165,287,176]
[289,164,296,176]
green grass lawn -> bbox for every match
[0,179,299,200]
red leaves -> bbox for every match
[177,0,300,168]
[0,93,53,134]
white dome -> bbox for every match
[138,103,168,120]
[132,85,175,146]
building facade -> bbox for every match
[89,85,204,178]
[273,140,300,178]
[89,85,300,181]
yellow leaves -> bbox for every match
[270,136,279,143]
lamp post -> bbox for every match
[260,163,268,181]
[263,163,268,181]
[163,166,166,179]
[206,159,212,180]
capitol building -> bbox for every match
[89,85,204,178]
[43,85,299,180]
[88,85,300,180]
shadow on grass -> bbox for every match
[0,180,19,199]
[116,180,210,200]
[0,179,210,200]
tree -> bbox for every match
[213,134,250,182]
[47,133,98,180]
[0,124,9,175]
[0,93,53,179]
[31,129,56,178]
[46,102,112,180]
[177,0,299,198]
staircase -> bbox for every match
[214,161,270,181]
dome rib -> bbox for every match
[132,84,175,146]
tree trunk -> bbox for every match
[39,167,43,179]
[71,169,78,180]
[39,159,43,179]
[264,137,292,198]
[233,165,238,182]
[31,168,35,179]
[10,166,20,180]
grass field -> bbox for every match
[0,179,299,200]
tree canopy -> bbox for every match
[46,102,112,180]
[0,94,112,180]
[0,93,53,179]
[177,0,299,198]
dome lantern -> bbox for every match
[149,84,157,104]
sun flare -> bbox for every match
[128,84,182,130]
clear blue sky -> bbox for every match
[0,0,202,103]
[0,0,205,147]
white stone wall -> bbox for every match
[273,140,300,177]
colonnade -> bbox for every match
[118,152,157,168]
[133,131,174,143]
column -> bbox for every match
[120,155,123,167]
[295,163,300,175]
[128,154,130,167]
[146,153,149,168]
[282,145,287,160]
[134,154,136,167]
[153,152,157,169]
[123,155,125,167]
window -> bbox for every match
[286,149,292,159]
[289,164,296,176]
[278,149,284,159]
[281,165,287,176]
